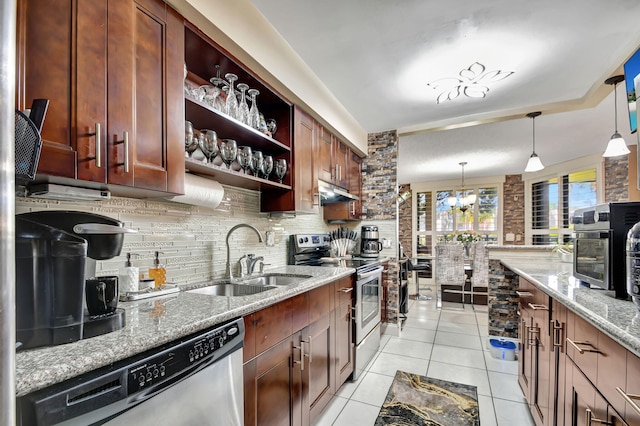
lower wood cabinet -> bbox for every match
[243,277,354,426]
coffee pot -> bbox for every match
[360,225,382,258]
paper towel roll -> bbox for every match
[165,174,224,209]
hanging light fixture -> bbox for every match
[448,162,476,213]
[602,75,630,157]
[524,111,544,172]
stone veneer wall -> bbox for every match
[16,185,331,284]
[363,130,399,324]
[488,259,519,338]
[398,184,412,258]
[605,155,629,202]
[502,175,525,245]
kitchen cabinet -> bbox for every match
[322,150,363,222]
[622,352,640,425]
[314,124,348,188]
[334,276,355,385]
[183,24,294,198]
[261,107,318,213]
[17,0,185,194]
[244,279,348,426]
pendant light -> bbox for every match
[524,111,544,172]
[602,75,630,157]
[447,161,476,213]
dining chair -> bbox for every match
[435,242,466,308]
[470,241,489,305]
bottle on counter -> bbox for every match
[119,252,139,294]
[148,251,166,287]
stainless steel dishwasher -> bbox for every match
[17,318,244,425]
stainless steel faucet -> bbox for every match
[225,224,264,279]
[245,254,264,276]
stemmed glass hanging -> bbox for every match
[220,139,238,169]
[209,65,226,111]
[237,83,250,125]
[237,146,253,174]
[274,158,287,184]
[247,88,261,130]
[224,73,239,119]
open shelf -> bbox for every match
[185,157,291,191]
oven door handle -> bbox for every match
[357,266,384,280]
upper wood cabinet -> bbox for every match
[314,123,348,188]
[16,0,185,194]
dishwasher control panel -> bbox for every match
[127,320,241,394]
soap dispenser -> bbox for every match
[148,251,166,286]
[119,252,139,294]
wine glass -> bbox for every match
[209,65,226,111]
[185,121,198,157]
[258,113,268,135]
[219,139,237,169]
[274,158,287,184]
[200,85,220,109]
[262,155,274,180]
[200,129,218,163]
[250,151,264,177]
[266,119,277,137]
[237,146,253,174]
[224,73,239,119]
[247,88,260,130]
[237,83,250,125]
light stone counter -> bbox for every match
[499,257,640,358]
[15,265,354,397]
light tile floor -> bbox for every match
[313,290,536,426]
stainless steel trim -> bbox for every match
[73,223,137,234]
[1,1,16,422]
[90,123,101,168]
[356,266,384,280]
[318,179,359,204]
[123,131,129,173]
[353,322,380,381]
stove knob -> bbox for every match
[304,237,309,243]
[572,215,582,225]
[594,211,609,223]
[298,237,304,244]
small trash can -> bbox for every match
[489,338,517,361]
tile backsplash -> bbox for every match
[16,185,395,286]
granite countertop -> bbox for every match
[15,265,354,397]
[500,257,640,358]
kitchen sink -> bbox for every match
[237,274,312,287]
[188,283,277,297]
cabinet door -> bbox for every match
[293,107,318,213]
[335,299,354,386]
[347,150,362,219]
[529,294,551,426]
[551,302,567,426]
[316,124,333,183]
[17,0,108,182]
[624,353,640,425]
[107,0,184,192]
[303,313,335,423]
[244,336,302,426]
[518,314,533,402]
[569,361,610,426]
[334,139,348,188]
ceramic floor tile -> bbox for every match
[368,352,428,377]
[402,316,439,331]
[473,305,489,313]
[435,331,483,350]
[397,326,436,343]
[312,395,348,426]
[331,400,381,426]
[382,336,433,359]
[488,371,527,403]
[478,394,498,426]
[426,360,492,396]
[493,398,535,426]
[430,345,486,369]
[435,321,480,336]
[334,370,365,399]
[349,372,395,407]
[406,305,440,320]
[440,310,478,324]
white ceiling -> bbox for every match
[250,0,640,183]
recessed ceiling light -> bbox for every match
[427,62,514,104]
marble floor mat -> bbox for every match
[375,370,480,425]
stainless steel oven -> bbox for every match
[573,202,640,299]
[353,264,383,380]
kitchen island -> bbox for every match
[15,265,354,397]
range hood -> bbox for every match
[26,183,111,201]
[318,180,359,204]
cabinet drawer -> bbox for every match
[596,331,627,415]
[253,298,293,356]
[566,310,598,385]
[334,276,354,306]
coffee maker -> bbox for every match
[15,211,133,350]
[360,225,383,258]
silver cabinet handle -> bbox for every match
[585,408,612,425]
[551,320,564,352]
[528,303,549,311]
[616,387,640,416]
[516,291,533,297]
[293,341,304,370]
[89,123,101,167]
[350,201,356,216]
[301,336,312,364]
[73,223,137,234]
[313,192,320,206]
[528,326,540,345]
[338,287,353,293]
[566,338,600,354]
[123,131,129,173]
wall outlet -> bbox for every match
[516,234,522,242]
[265,231,275,247]
[505,233,515,242]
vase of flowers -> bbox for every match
[455,231,480,257]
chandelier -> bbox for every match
[448,162,476,213]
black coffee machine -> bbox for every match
[360,225,382,258]
[15,211,133,350]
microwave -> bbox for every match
[572,202,640,299]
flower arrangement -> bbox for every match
[441,231,482,243]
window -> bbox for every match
[530,168,597,245]
[415,185,500,255]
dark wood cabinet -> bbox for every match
[17,0,185,194]
[243,278,348,426]
[313,122,349,188]
[334,277,355,385]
